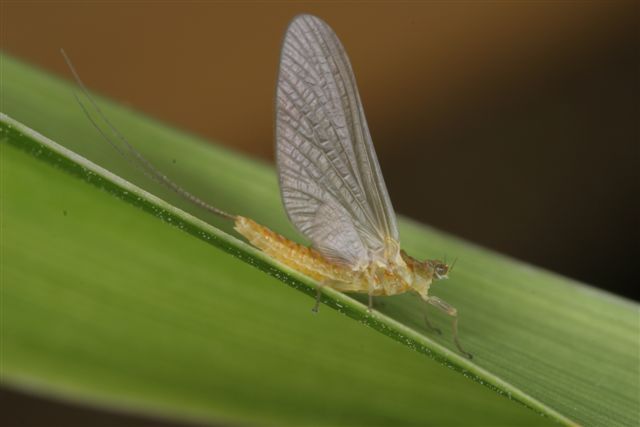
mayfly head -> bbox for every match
[425,259,450,280]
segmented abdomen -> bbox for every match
[234,216,357,283]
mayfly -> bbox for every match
[62,14,472,358]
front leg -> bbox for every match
[427,296,473,359]
[423,308,442,335]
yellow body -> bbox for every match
[235,216,435,299]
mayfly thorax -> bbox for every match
[62,14,472,358]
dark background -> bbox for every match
[2,2,638,425]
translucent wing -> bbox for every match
[276,15,399,268]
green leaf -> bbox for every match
[1,54,638,426]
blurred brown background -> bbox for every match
[2,1,638,425]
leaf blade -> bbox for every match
[2,54,638,426]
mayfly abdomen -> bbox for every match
[234,216,357,283]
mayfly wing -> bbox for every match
[276,15,399,268]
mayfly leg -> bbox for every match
[312,280,347,313]
[312,282,330,313]
[314,280,374,313]
[427,296,473,359]
[365,270,379,313]
[423,309,442,335]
